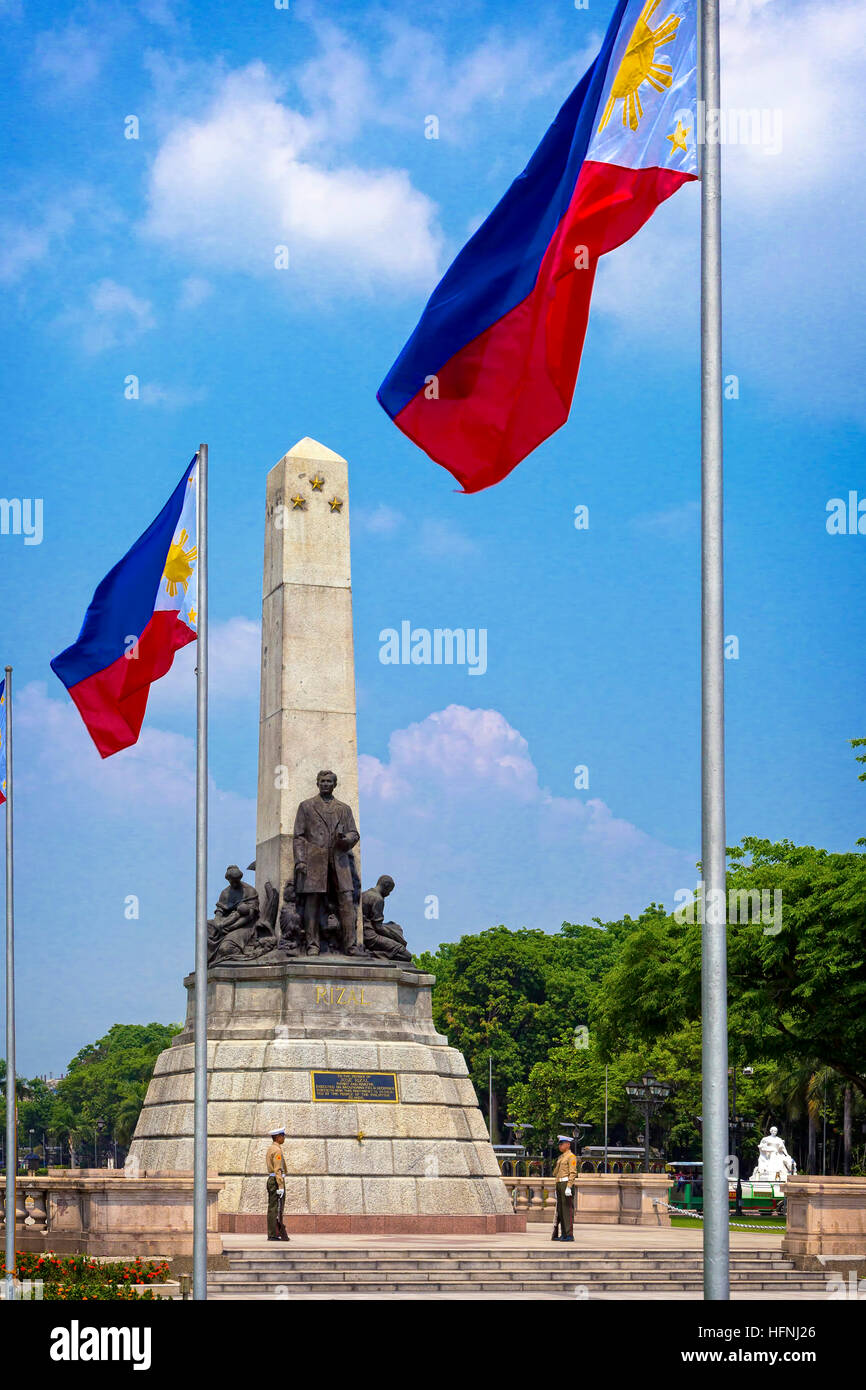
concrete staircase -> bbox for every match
[209,1246,829,1298]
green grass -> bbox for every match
[669,1212,786,1230]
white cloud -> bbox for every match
[0,186,123,290]
[591,0,866,415]
[354,504,405,536]
[178,275,213,310]
[419,519,480,560]
[292,17,598,148]
[15,680,255,869]
[0,219,53,284]
[139,0,180,28]
[139,380,207,409]
[353,508,478,559]
[633,500,701,539]
[143,63,443,293]
[32,21,109,94]
[719,0,862,198]
[358,705,696,944]
[148,616,261,713]
[57,278,155,354]
[372,18,600,143]
[10,680,256,1071]
[0,196,85,286]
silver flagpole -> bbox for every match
[4,666,15,1291]
[700,0,730,1300]
[193,446,209,1300]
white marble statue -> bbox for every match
[750,1126,797,1183]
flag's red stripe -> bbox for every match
[66,609,195,759]
[394,161,696,493]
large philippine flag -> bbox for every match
[378,0,697,493]
[51,458,199,758]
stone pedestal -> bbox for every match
[129,960,522,1233]
[574,1173,671,1225]
[782,1175,866,1269]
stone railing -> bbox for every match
[0,1170,224,1257]
[502,1176,555,1220]
[503,1173,671,1226]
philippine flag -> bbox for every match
[51,458,199,758]
[378,0,698,493]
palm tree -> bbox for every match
[115,1082,149,1148]
[0,1059,32,1104]
[51,1104,83,1168]
[765,1060,860,1174]
[763,1058,822,1172]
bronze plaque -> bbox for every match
[310,1069,399,1103]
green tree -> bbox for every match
[418,922,626,1139]
[591,840,866,1099]
[52,1022,179,1156]
[506,1023,708,1157]
[17,1076,57,1149]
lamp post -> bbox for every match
[559,1120,591,1170]
[504,1120,533,1149]
[625,1070,672,1173]
[502,1120,533,1176]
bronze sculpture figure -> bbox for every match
[362,875,412,962]
[292,770,364,956]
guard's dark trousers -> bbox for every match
[555,1180,574,1239]
[267,1175,283,1239]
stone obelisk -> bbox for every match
[128,437,520,1234]
[255,438,361,924]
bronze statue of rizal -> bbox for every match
[292,770,364,956]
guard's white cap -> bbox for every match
[557,1135,573,1143]
[270,1127,286,1137]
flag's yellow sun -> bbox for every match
[163,528,198,598]
[598,0,682,134]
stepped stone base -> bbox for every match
[129,958,521,1234]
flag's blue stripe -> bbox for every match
[50,459,196,689]
[378,0,628,420]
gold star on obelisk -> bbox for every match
[328,497,343,513]
[310,474,325,490]
[290,494,306,509]
[666,119,690,154]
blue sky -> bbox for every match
[1,0,863,1073]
